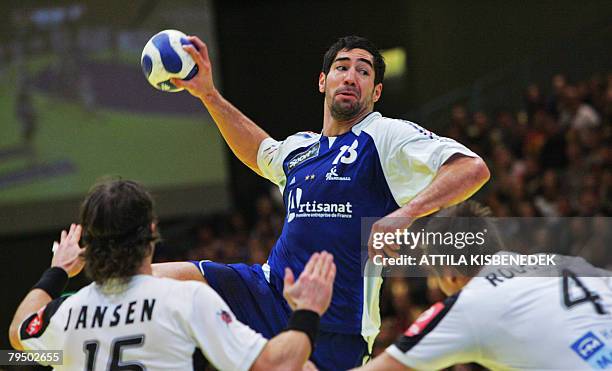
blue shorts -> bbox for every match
[192,261,367,370]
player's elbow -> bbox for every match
[447,156,490,203]
[470,157,490,186]
[444,154,490,188]
[8,321,23,350]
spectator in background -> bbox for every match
[491,109,524,158]
[525,84,545,120]
[448,103,469,139]
[446,72,610,219]
[603,79,612,123]
[538,109,567,169]
[465,111,492,155]
[560,85,601,130]
[545,73,567,118]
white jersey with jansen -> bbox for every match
[387,255,612,370]
[257,112,479,347]
[19,275,267,371]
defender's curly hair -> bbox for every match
[79,179,160,285]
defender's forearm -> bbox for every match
[201,90,271,176]
[251,330,311,371]
[9,289,52,350]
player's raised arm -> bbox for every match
[369,153,489,259]
[398,154,489,218]
[171,35,270,176]
[9,224,84,350]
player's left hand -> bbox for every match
[51,224,85,278]
[171,35,216,100]
[367,214,416,260]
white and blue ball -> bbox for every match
[141,29,198,92]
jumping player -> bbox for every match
[9,180,336,370]
[356,201,612,370]
[154,35,490,369]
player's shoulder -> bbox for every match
[287,131,321,140]
[358,112,436,141]
[259,131,320,162]
[458,269,550,317]
[56,282,95,307]
[143,275,206,294]
[150,276,218,302]
[281,131,321,150]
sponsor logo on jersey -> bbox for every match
[572,332,605,361]
[404,302,445,337]
[325,166,351,181]
[218,310,233,325]
[288,142,320,171]
[26,306,46,336]
[286,187,352,223]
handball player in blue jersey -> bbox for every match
[153,35,490,369]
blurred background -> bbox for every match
[1,0,611,369]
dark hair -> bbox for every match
[322,36,386,85]
[80,179,160,285]
[424,201,504,277]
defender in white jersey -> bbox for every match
[356,202,612,371]
[155,35,489,369]
[9,180,336,370]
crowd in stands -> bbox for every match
[449,72,611,218]
[154,72,611,369]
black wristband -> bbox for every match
[285,309,320,352]
[33,267,69,299]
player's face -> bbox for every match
[319,48,382,121]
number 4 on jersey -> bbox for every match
[562,269,607,315]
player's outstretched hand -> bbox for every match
[283,251,336,316]
[171,35,216,100]
[51,224,85,278]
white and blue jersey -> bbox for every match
[257,112,479,345]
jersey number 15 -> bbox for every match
[84,335,145,371]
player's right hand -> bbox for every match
[171,35,216,101]
[283,252,336,316]
[51,223,85,278]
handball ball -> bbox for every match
[141,29,198,92]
